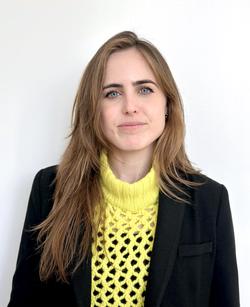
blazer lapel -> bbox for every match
[71,254,92,307]
[144,191,187,307]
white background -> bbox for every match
[1,0,249,306]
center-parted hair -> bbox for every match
[33,31,204,283]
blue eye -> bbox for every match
[140,87,153,95]
[104,87,153,98]
[105,91,120,98]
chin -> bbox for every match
[114,141,154,153]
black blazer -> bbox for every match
[8,166,240,307]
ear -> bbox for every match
[165,98,168,114]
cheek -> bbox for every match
[100,108,116,131]
[148,105,166,132]
[100,107,110,124]
[154,116,165,134]
[148,104,165,122]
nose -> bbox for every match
[122,93,139,115]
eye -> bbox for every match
[105,90,121,98]
[139,87,153,95]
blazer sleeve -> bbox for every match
[8,169,45,306]
[210,184,240,306]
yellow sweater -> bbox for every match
[91,151,159,306]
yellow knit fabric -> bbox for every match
[91,151,159,306]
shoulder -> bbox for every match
[29,165,59,220]
[186,172,230,213]
[35,164,59,197]
[189,172,226,194]
[35,164,58,183]
[33,165,58,193]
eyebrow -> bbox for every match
[102,79,158,90]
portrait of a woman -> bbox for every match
[8,31,240,307]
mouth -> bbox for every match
[117,123,147,132]
[118,122,146,127]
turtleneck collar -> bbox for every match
[99,150,159,212]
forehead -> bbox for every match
[104,48,156,82]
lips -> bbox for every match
[118,122,146,127]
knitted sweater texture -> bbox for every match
[91,151,159,306]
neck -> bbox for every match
[107,147,154,183]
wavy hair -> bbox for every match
[33,31,204,283]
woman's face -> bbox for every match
[100,47,167,155]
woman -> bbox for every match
[8,31,240,307]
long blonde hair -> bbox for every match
[33,31,204,283]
